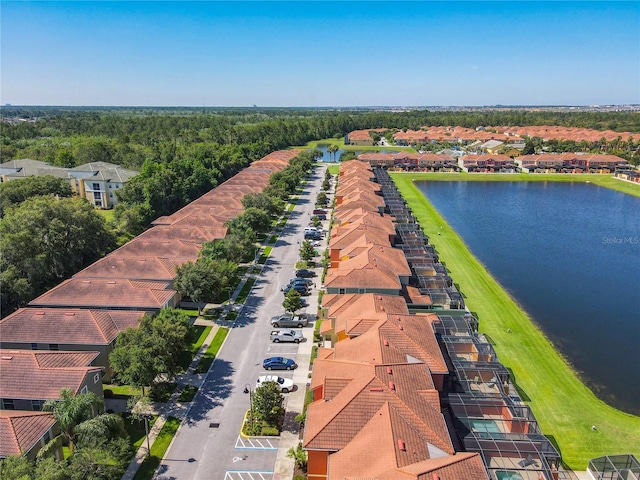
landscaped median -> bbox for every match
[391,172,640,469]
[132,416,181,480]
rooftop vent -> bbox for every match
[35,311,45,315]
[386,366,393,375]
[397,439,406,451]
[64,312,75,316]
[389,381,395,391]
[107,281,116,284]
[369,387,384,392]
[383,339,389,347]
[1,356,13,360]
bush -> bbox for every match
[261,426,280,436]
[149,382,176,402]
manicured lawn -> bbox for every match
[195,327,229,374]
[96,209,115,222]
[132,416,181,480]
[235,278,255,304]
[327,164,340,175]
[258,246,272,264]
[178,325,211,369]
[103,384,142,397]
[176,308,199,317]
[123,413,158,450]
[391,173,640,469]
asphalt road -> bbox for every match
[157,163,328,480]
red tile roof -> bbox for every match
[0,308,143,346]
[74,256,187,282]
[305,361,451,453]
[0,410,57,458]
[0,350,101,400]
[29,278,175,310]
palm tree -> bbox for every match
[327,144,339,162]
[38,389,125,458]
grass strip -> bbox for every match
[132,416,181,480]
[178,325,210,369]
[195,327,229,373]
[235,278,255,304]
[391,173,640,468]
[258,246,272,264]
[290,137,417,153]
[103,384,142,397]
[123,414,158,450]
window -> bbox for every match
[31,400,44,411]
[43,430,51,445]
[94,373,101,384]
[339,288,346,294]
[92,183,100,191]
[49,344,59,351]
[80,386,88,394]
[31,343,39,350]
[2,399,15,410]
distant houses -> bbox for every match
[0,159,138,209]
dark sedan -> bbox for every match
[295,269,316,278]
[262,357,298,371]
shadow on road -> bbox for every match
[182,359,235,426]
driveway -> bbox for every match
[157,163,328,480]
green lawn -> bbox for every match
[258,246,272,264]
[132,416,181,480]
[123,413,158,450]
[177,385,198,402]
[391,173,640,469]
[235,278,256,304]
[178,325,211,369]
[96,209,116,222]
[327,164,340,175]
[195,327,229,374]
[103,384,142,397]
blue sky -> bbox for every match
[1,1,638,106]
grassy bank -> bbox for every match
[397,171,640,197]
[391,173,640,469]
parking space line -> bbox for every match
[224,471,273,480]
[235,435,278,450]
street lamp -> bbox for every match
[243,383,253,432]
[143,414,153,457]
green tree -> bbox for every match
[522,138,536,155]
[227,207,271,235]
[67,437,131,480]
[175,258,238,313]
[0,196,116,315]
[252,381,284,426]
[39,390,124,457]
[109,309,193,392]
[315,191,327,206]
[0,455,34,480]
[283,289,303,314]
[327,144,339,162]
[0,176,72,217]
[241,192,283,217]
[287,442,308,472]
[33,456,69,480]
[299,240,316,263]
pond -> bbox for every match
[416,180,640,415]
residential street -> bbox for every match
[157,163,328,480]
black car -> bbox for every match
[289,278,313,286]
[296,269,316,278]
[283,284,310,296]
[304,232,322,240]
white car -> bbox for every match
[256,375,294,393]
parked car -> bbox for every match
[271,314,308,328]
[256,375,294,393]
[270,329,304,343]
[283,284,310,296]
[262,357,297,371]
[289,278,313,286]
[313,209,327,215]
[304,231,322,240]
[295,269,316,278]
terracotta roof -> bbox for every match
[304,361,451,453]
[327,402,487,479]
[0,308,143,346]
[0,350,101,400]
[325,244,410,291]
[111,237,201,261]
[74,255,187,282]
[329,227,391,252]
[347,129,386,141]
[29,278,175,310]
[137,225,225,244]
[332,315,448,374]
[323,293,409,319]
[0,410,57,458]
